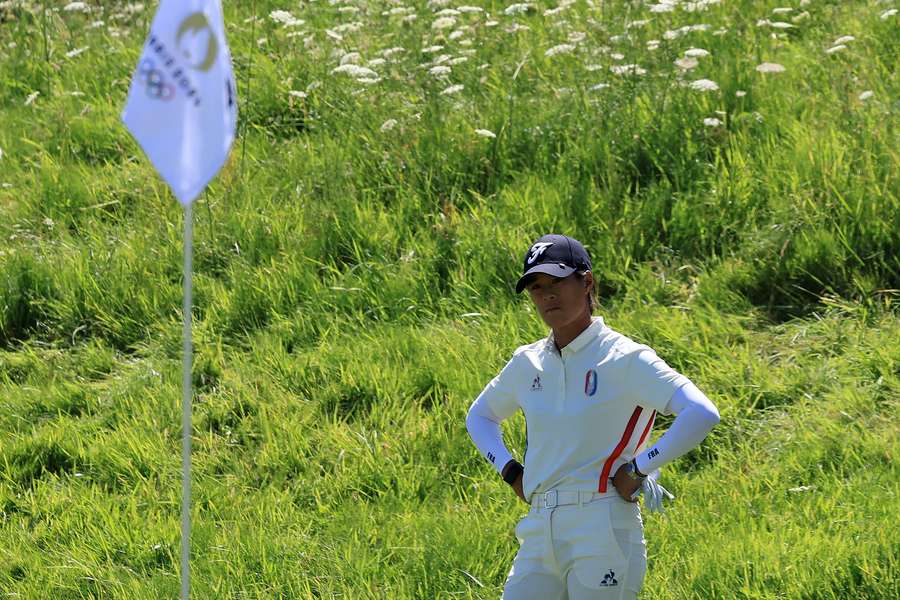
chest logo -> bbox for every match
[531,375,543,391]
[584,369,598,396]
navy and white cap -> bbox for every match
[515,234,592,293]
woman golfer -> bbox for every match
[466,234,720,599]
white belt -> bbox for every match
[529,488,617,510]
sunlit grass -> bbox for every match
[0,0,897,597]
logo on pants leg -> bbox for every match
[599,569,618,587]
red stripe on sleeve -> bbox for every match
[635,410,657,451]
[598,406,643,493]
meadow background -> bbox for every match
[1,0,898,597]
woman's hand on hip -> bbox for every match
[612,462,642,502]
[512,472,527,503]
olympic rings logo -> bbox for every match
[138,59,176,101]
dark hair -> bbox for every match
[574,270,597,313]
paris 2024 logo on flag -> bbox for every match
[122,0,237,205]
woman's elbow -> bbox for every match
[703,404,721,430]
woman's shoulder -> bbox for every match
[511,337,549,359]
[600,325,656,359]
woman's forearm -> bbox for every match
[634,382,720,474]
[466,402,515,476]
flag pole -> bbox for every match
[238,0,257,183]
[181,201,194,600]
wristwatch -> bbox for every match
[624,459,647,482]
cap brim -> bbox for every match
[515,263,577,293]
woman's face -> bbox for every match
[525,272,592,331]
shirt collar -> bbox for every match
[545,316,606,355]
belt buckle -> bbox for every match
[543,490,558,509]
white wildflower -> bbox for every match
[432,16,457,29]
[338,6,359,14]
[684,0,720,12]
[881,8,897,20]
[63,2,89,12]
[689,78,719,91]
[545,43,575,57]
[825,44,846,54]
[448,56,468,65]
[423,45,444,53]
[367,58,386,67]
[334,22,363,34]
[435,8,460,17]
[504,3,533,16]
[675,57,699,70]
[429,65,452,76]
[340,52,361,65]
[858,90,874,101]
[756,62,785,73]
[792,11,810,22]
[772,7,792,14]
[269,10,304,27]
[403,13,418,23]
[332,64,378,78]
[770,21,794,29]
[610,53,625,60]
[90,20,105,28]
[382,47,406,58]
[428,0,451,8]
[325,29,343,41]
[458,5,484,13]
[24,91,39,106]
[703,117,722,126]
[735,90,747,97]
[475,128,496,138]
[649,2,676,13]
[647,40,661,50]
[589,83,610,91]
[610,64,646,76]
[485,20,499,27]
[441,84,464,95]
[43,217,55,228]
[380,119,398,132]
[289,90,307,99]
[65,46,88,58]
[356,77,381,85]
[833,35,855,45]
[0,147,3,160]
[788,485,814,493]
[568,32,586,43]
[684,47,710,57]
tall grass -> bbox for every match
[1,0,897,597]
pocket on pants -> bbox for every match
[557,500,627,566]
[513,512,545,560]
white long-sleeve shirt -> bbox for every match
[466,317,719,500]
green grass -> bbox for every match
[1,0,898,597]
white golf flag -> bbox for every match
[122,0,237,205]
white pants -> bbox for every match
[502,495,647,600]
